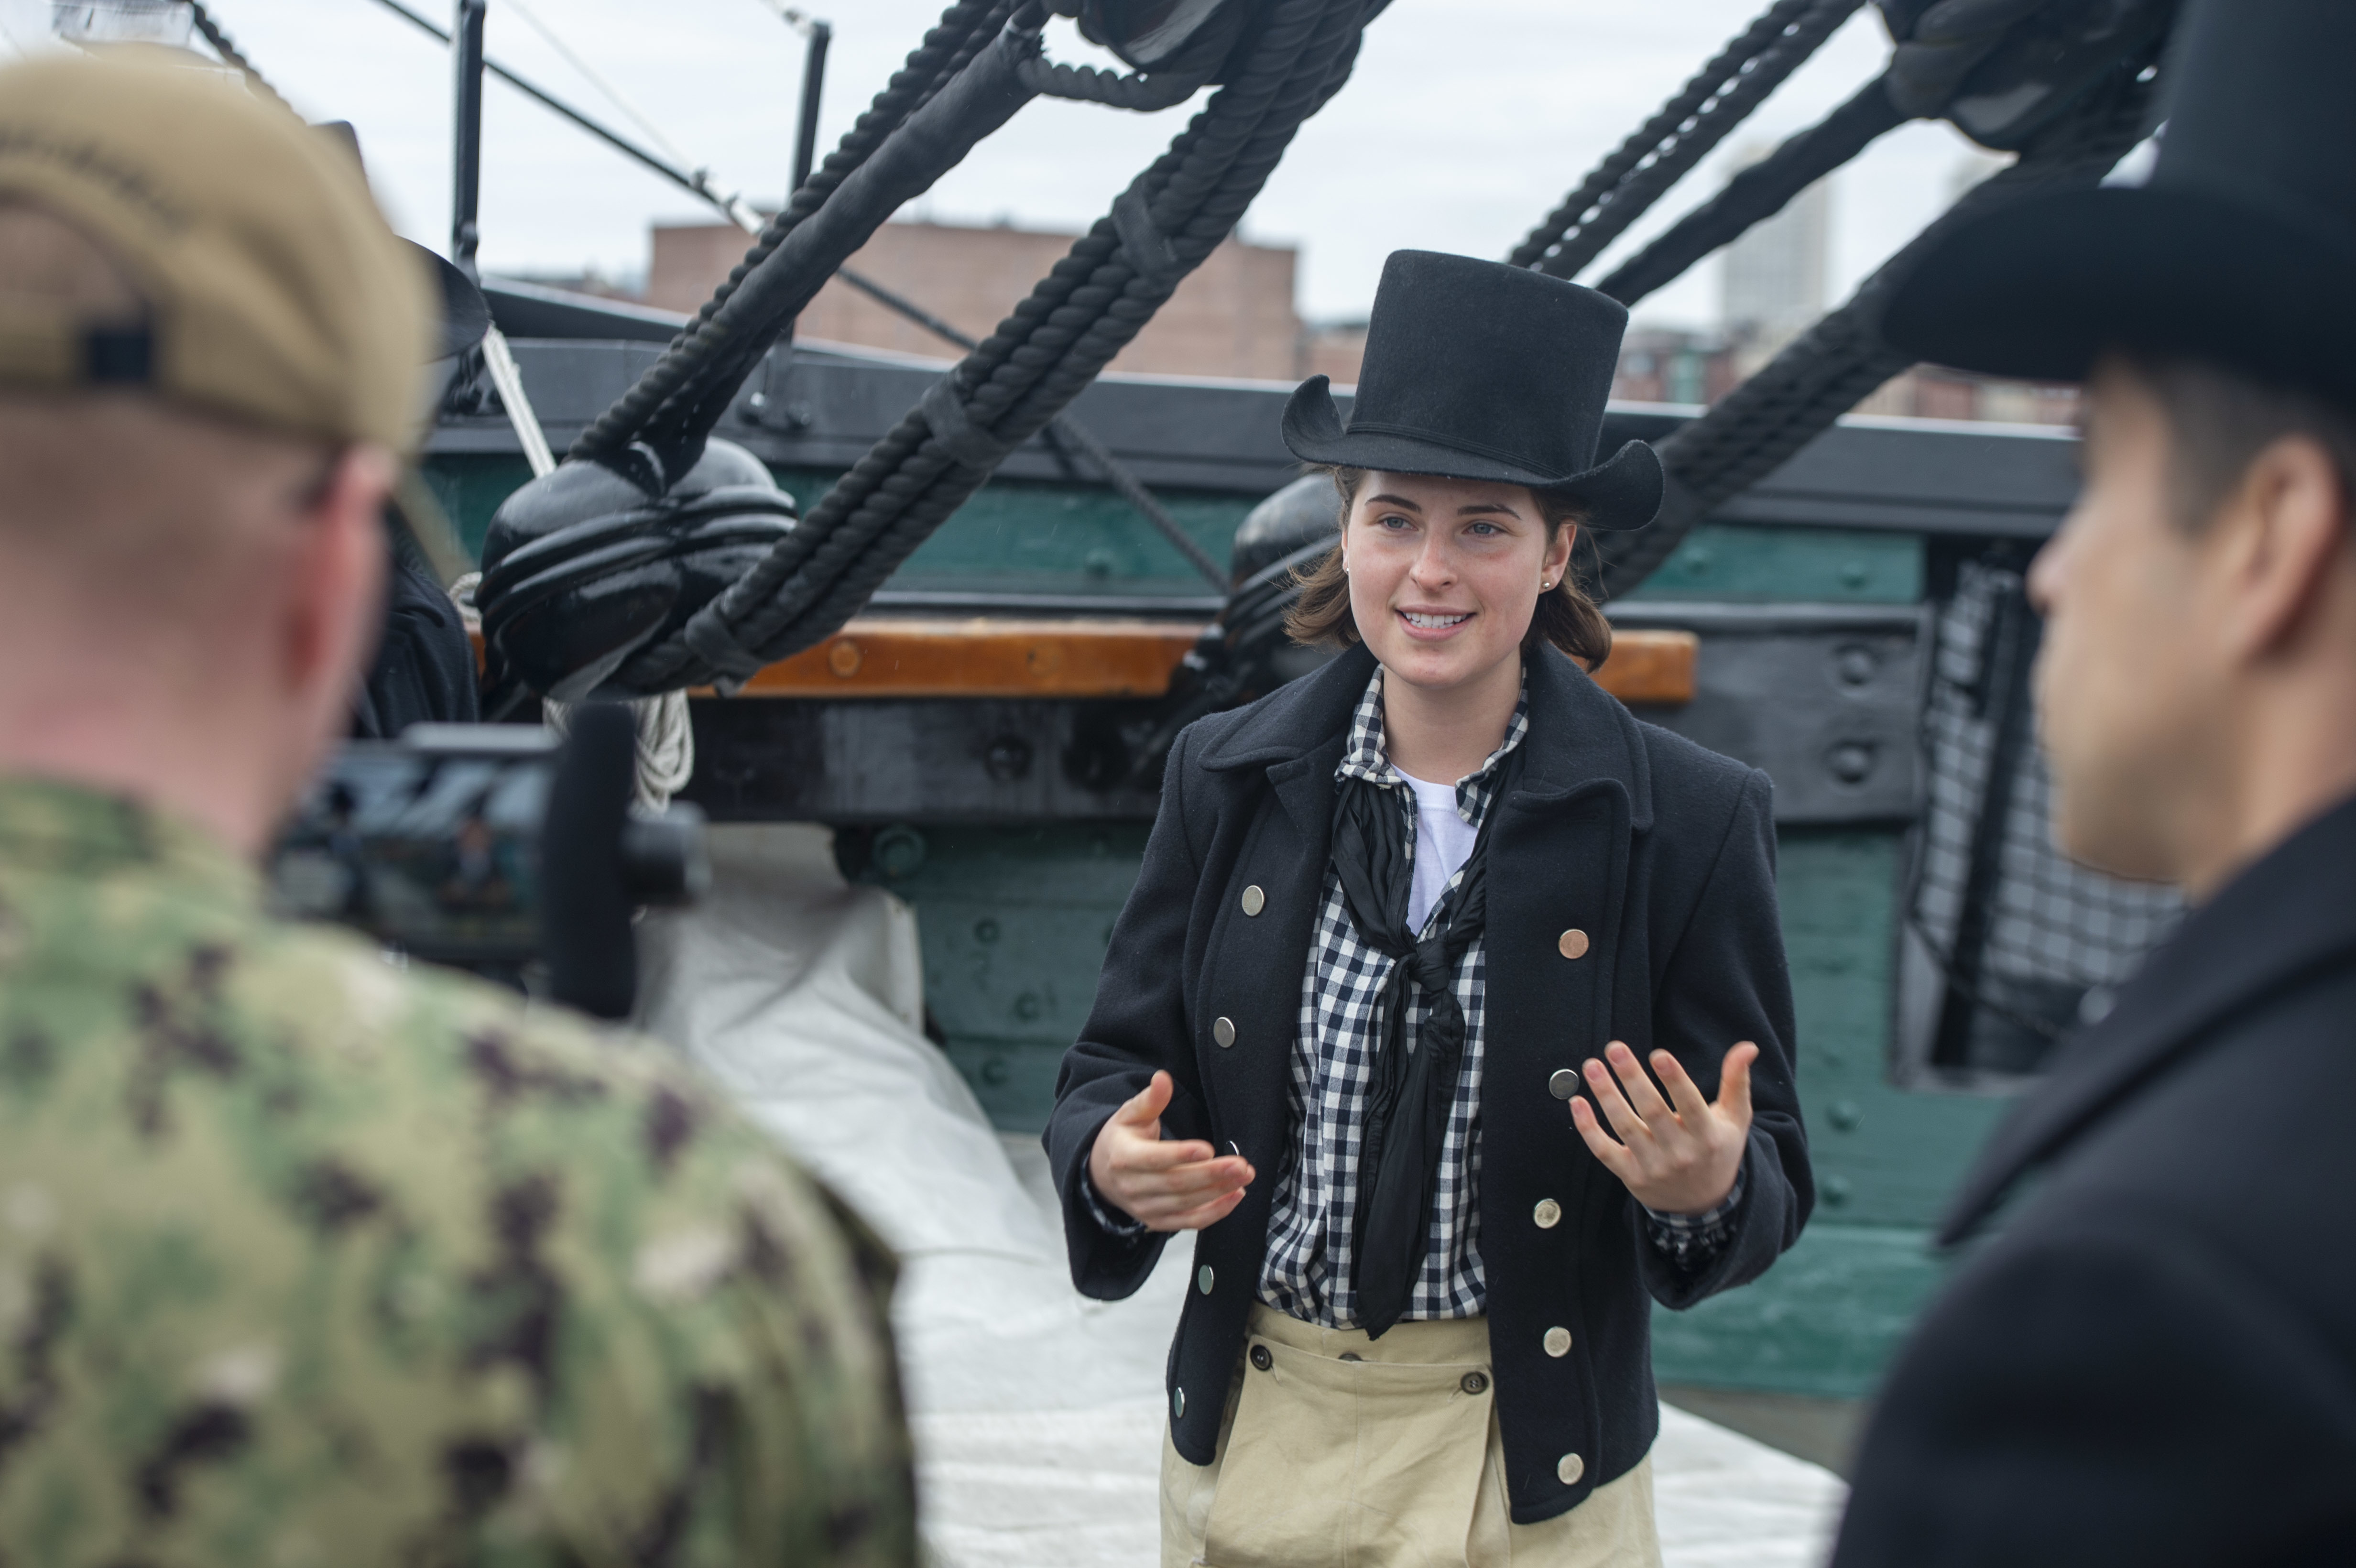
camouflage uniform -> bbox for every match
[0,776,918,1568]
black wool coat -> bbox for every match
[1045,642,1813,1524]
[1833,792,2356,1567]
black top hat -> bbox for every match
[1282,251,1662,530]
[1882,0,2356,407]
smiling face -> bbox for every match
[1341,470,1575,695]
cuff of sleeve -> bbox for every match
[1640,1174,1745,1269]
[1080,1158,1149,1240]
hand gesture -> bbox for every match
[1088,1071,1255,1232]
[1569,1040,1756,1216]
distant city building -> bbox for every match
[625,206,2071,427]
[1611,326,1739,407]
[1852,366,2078,425]
[1298,320,1367,386]
[646,218,1304,382]
[1720,142,1831,369]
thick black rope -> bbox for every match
[1510,0,1860,281]
[1595,75,1905,306]
[567,0,1014,466]
[834,265,1231,588]
[611,0,1374,691]
[1591,50,2161,600]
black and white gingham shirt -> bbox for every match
[1084,669,1742,1312]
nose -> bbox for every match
[1409,528,1456,588]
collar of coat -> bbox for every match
[1939,786,2356,1247]
[1195,640,1657,835]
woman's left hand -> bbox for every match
[1569,1040,1756,1215]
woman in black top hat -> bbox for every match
[1046,250,1811,1567]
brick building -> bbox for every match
[648,217,1307,383]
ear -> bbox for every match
[1544,521,1578,587]
[2214,433,2351,664]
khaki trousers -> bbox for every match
[1161,1303,1662,1568]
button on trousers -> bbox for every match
[1161,1302,1662,1568]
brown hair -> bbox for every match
[2118,352,2356,534]
[1282,466,1614,668]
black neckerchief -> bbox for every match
[1329,736,1524,1339]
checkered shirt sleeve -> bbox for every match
[1640,1178,1747,1271]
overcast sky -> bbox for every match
[1,0,2011,330]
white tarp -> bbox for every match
[637,825,1845,1567]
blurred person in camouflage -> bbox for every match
[0,49,916,1568]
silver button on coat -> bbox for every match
[1558,1453,1585,1485]
[1197,1265,1215,1295]
[1548,1067,1579,1099]
[1543,1326,1573,1357]
[1241,884,1265,916]
[1212,1016,1237,1048]
[1532,1198,1562,1229]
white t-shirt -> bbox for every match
[1397,767,1478,935]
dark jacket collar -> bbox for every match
[1197,642,1655,830]
[1939,788,2356,1246]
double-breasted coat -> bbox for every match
[1046,642,1814,1524]
[1831,791,2356,1565]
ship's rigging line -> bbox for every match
[594,0,1381,696]
[1578,18,2165,598]
[365,0,768,233]
[348,0,1228,589]
[1508,0,1865,282]
[498,0,700,186]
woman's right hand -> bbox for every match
[1089,1070,1256,1232]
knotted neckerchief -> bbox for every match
[1330,740,1524,1339]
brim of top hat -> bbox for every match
[1279,376,1664,531]
[1881,184,2356,406]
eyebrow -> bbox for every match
[1364,494,1527,519]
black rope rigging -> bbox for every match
[831,266,1233,589]
[566,0,1020,472]
[1508,0,1863,282]
[1591,44,2161,599]
[1593,76,1903,307]
[609,0,1380,693]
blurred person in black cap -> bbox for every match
[1834,0,2356,1562]
[1047,250,1812,1566]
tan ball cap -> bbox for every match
[0,50,431,450]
